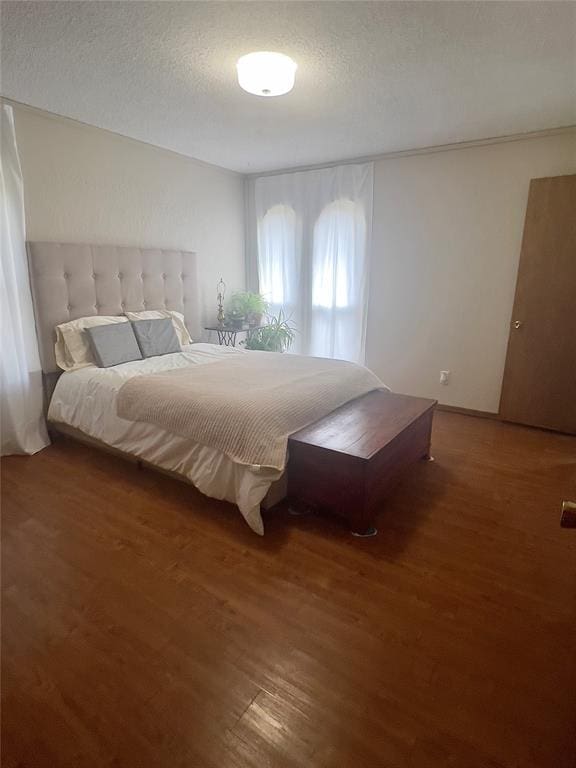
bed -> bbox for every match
[47,344,285,533]
[28,241,436,536]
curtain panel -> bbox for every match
[1,103,49,455]
[248,162,373,363]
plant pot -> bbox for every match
[247,312,263,328]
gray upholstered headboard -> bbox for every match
[27,242,200,376]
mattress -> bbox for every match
[48,343,283,534]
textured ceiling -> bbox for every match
[2,1,575,173]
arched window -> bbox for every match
[253,163,373,363]
[312,199,366,309]
[257,204,297,308]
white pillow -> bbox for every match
[124,310,192,346]
[55,315,129,371]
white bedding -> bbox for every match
[48,343,283,534]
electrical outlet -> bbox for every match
[440,370,450,385]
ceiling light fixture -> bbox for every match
[236,51,297,97]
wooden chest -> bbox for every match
[287,390,436,535]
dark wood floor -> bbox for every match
[2,412,575,768]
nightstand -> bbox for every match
[204,325,267,347]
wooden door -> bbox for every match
[500,174,576,433]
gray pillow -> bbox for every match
[131,318,181,358]
[85,322,143,368]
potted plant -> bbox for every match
[226,307,245,329]
[244,310,296,353]
[227,292,269,328]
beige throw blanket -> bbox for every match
[117,352,384,469]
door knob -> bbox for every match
[513,320,523,329]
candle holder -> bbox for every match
[216,277,226,325]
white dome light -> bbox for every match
[236,51,297,97]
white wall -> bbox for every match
[366,132,576,412]
[14,106,245,332]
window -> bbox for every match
[252,162,373,362]
[312,199,365,309]
[257,204,297,309]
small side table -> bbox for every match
[204,325,266,347]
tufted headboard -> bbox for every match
[27,242,200,376]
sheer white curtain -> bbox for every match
[252,163,373,362]
[1,103,49,455]
[257,203,299,321]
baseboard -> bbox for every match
[436,404,500,420]
[437,406,574,435]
